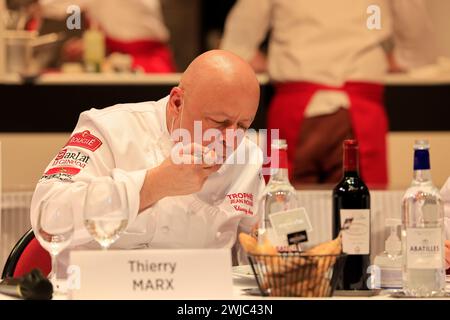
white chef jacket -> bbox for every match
[40,0,170,42]
[221,0,437,116]
[440,177,450,240]
[30,96,265,260]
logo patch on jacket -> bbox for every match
[65,130,102,152]
[226,193,254,216]
[53,149,90,168]
[40,148,90,183]
[40,166,81,182]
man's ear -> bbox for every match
[169,87,183,115]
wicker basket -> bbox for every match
[248,252,346,297]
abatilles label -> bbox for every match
[406,228,443,269]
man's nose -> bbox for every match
[222,123,238,134]
[221,125,238,143]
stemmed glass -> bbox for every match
[84,177,129,250]
[35,199,74,294]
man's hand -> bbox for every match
[386,51,406,73]
[445,240,450,270]
[139,143,220,212]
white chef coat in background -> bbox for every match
[30,96,265,259]
[221,0,437,116]
[40,0,170,42]
[440,177,450,240]
[222,0,437,85]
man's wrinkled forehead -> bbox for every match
[204,109,254,123]
[179,80,259,124]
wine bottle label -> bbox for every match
[406,228,443,269]
[340,209,370,255]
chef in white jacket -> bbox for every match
[440,177,450,269]
[30,50,264,264]
[40,0,175,72]
[221,0,437,187]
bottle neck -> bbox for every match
[343,170,360,178]
[270,148,290,183]
[269,168,290,183]
[386,226,401,255]
[413,169,432,183]
[343,145,359,176]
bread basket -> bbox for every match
[247,252,346,297]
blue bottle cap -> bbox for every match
[413,140,430,170]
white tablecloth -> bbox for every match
[232,274,450,300]
[1,275,448,300]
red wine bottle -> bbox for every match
[332,140,371,290]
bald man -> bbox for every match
[30,50,265,263]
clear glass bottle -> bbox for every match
[83,21,105,73]
[401,140,446,297]
[260,139,300,251]
[373,219,402,289]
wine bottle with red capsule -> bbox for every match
[332,139,371,290]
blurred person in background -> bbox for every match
[440,177,450,271]
[221,0,437,188]
[38,0,176,73]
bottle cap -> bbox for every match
[344,140,358,148]
[343,139,359,171]
[271,139,287,150]
[414,139,430,150]
[413,140,430,170]
[270,139,288,169]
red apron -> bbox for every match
[267,81,388,187]
[106,37,176,73]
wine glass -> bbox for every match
[84,177,129,250]
[35,199,74,293]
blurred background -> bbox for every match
[0,0,450,266]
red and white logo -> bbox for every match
[65,130,102,152]
[52,149,90,168]
[226,193,254,216]
[55,148,68,161]
[44,166,81,176]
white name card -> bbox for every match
[69,249,233,300]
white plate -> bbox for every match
[232,265,256,279]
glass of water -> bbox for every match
[84,177,129,250]
[36,199,74,290]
